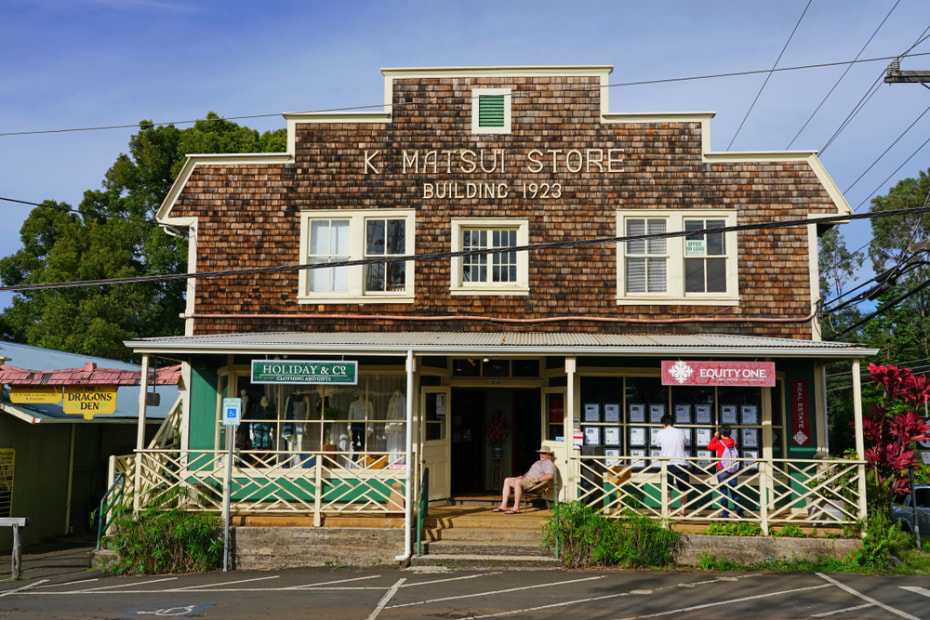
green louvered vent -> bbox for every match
[478,95,506,128]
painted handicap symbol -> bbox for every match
[121,602,212,618]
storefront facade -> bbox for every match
[121,66,875,553]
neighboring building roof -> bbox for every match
[0,341,179,425]
[126,331,878,360]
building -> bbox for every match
[0,341,179,552]
[122,66,876,564]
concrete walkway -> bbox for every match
[0,534,98,586]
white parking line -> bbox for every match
[367,577,405,620]
[900,585,930,598]
[387,575,606,609]
[817,573,920,620]
[0,579,48,598]
[400,572,502,588]
[613,584,833,619]
[73,577,178,592]
[811,603,875,617]
[175,575,279,590]
[287,574,383,590]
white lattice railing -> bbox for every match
[574,454,865,534]
[108,449,407,523]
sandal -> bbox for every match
[505,509,520,514]
[492,507,506,512]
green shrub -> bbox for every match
[772,524,808,538]
[704,521,762,537]
[105,500,222,575]
[851,511,913,570]
[543,502,680,569]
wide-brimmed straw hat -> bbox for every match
[536,446,553,454]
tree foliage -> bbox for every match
[0,113,286,360]
[865,168,930,364]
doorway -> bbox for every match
[450,388,541,494]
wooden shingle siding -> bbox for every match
[165,71,839,341]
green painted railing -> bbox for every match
[416,468,429,556]
[96,472,125,550]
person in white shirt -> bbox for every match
[655,414,690,517]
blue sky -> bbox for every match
[1,0,929,311]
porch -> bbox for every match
[105,446,865,536]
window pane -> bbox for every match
[386,220,405,254]
[647,257,667,293]
[366,220,385,255]
[310,220,329,254]
[706,220,726,255]
[646,219,666,254]
[626,219,645,255]
[627,257,646,292]
[309,258,330,292]
[332,265,349,291]
[386,262,406,290]
[332,220,350,254]
[706,258,727,292]
[684,219,703,238]
[365,263,385,292]
[685,259,704,292]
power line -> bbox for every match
[842,104,930,196]
[0,196,156,225]
[819,25,930,156]
[2,204,928,295]
[728,0,811,150]
[851,132,930,213]
[787,0,900,150]
[1,52,927,139]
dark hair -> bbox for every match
[720,425,732,438]
[661,414,673,426]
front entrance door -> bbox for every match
[448,387,542,495]
[420,386,451,501]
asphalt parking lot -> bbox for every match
[3,540,930,619]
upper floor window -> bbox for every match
[451,218,528,295]
[299,209,415,304]
[471,88,512,135]
[617,210,738,305]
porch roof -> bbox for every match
[125,331,878,360]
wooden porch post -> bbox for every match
[404,350,414,559]
[851,359,868,523]
[564,356,576,501]
[134,354,150,513]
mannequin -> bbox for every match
[284,392,310,467]
[386,390,406,464]
[252,395,275,456]
[235,389,252,451]
[348,393,373,453]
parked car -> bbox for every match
[892,485,930,534]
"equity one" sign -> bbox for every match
[251,360,358,385]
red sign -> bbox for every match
[661,361,776,387]
[791,379,811,446]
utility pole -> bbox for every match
[885,59,930,84]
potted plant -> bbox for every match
[487,411,510,458]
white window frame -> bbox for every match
[450,218,529,296]
[471,88,512,135]
[616,209,739,305]
[298,209,415,304]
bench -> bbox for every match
[1,517,29,580]
[521,470,560,512]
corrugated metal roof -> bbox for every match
[125,331,877,359]
[0,342,179,424]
